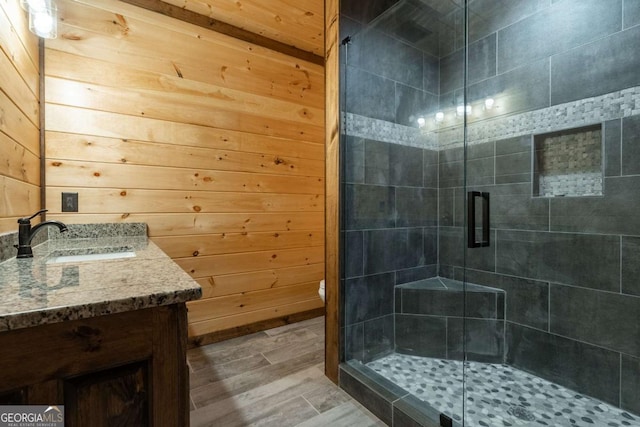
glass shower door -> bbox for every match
[339,1,469,425]
[460,1,640,426]
[339,0,640,425]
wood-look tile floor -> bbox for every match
[188,316,385,427]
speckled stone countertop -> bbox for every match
[0,223,202,332]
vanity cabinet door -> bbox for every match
[64,362,149,427]
[0,304,188,426]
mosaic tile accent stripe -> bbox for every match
[367,353,640,427]
[345,85,640,151]
[344,112,438,149]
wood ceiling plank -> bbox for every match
[160,0,324,56]
[118,0,324,62]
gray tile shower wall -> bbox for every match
[363,228,426,275]
[551,24,640,105]
[497,0,621,75]
[340,93,640,421]
[622,236,640,297]
[340,0,640,418]
[622,355,640,415]
[495,230,621,292]
[465,58,551,118]
[344,23,440,128]
[344,272,396,325]
[495,136,532,184]
[469,0,546,40]
[505,323,622,407]
[622,114,640,176]
[438,227,495,272]
[345,67,396,122]
[340,0,401,26]
[447,317,504,363]
[363,314,395,362]
[550,285,640,357]
[342,135,439,364]
[439,126,640,413]
[395,85,438,127]
[348,26,426,90]
[394,313,446,359]
[626,0,640,29]
[439,0,638,119]
[344,1,640,151]
[549,175,640,235]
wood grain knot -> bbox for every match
[61,34,82,41]
[172,62,184,78]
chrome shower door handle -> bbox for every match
[467,191,490,248]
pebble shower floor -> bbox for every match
[367,353,639,427]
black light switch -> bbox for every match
[62,192,78,212]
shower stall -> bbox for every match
[337,1,640,426]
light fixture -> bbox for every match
[417,117,426,128]
[456,104,472,117]
[435,111,444,122]
[484,98,495,110]
[23,0,57,39]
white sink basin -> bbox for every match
[46,251,136,264]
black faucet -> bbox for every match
[15,209,68,258]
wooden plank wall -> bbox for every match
[324,0,340,384]
[0,0,41,234]
[44,0,325,337]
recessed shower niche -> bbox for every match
[533,124,603,197]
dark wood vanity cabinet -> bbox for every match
[0,305,189,426]
[65,362,149,427]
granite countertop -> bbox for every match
[0,223,202,332]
